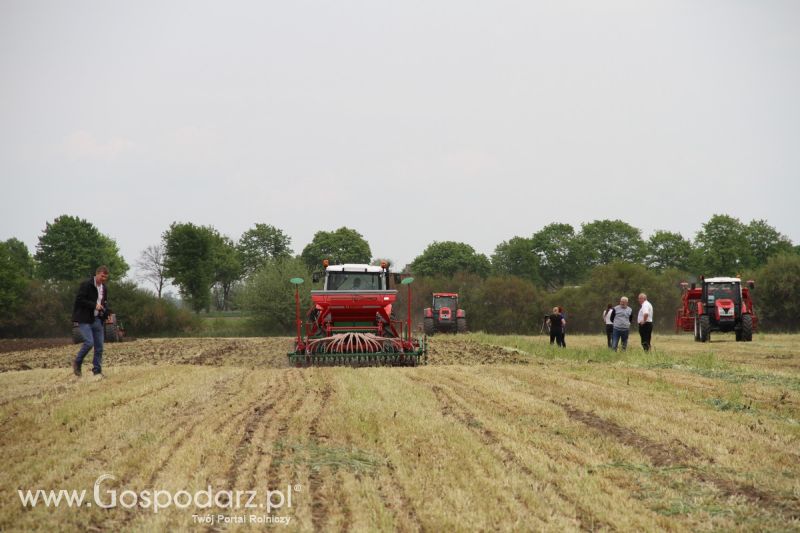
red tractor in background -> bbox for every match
[423,292,467,335]
[675,277,757,342]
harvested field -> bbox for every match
[1,333,798,531]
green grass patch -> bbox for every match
[275,440,385,473]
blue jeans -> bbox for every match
[76,318,104,374]
[611,327,629,351]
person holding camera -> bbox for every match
[547,307,566,348]
[71,266,110,378]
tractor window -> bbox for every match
[434,297,457,310]
[707,283,738,301]
[326,272,385,291]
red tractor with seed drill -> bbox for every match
[287,260,426,366]
[675,276,757,342]
[423,292,467,335]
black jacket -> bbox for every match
[72,277,109,323]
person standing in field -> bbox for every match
[72,266,110,378]
[558,306,567,347]
[610,296,633,351]
[602,303,614,348]
[547,307,566,348]
[638,293,654,352]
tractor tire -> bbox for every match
[105,324,119,342]
[72,325,84,344]
[699,315,711,343]
[742,314,753,342]
[693,318,701,342]
[423,317,435,336]
[456,317,467,334]
[735,329,742,342]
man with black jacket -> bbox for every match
[72,266,110,377]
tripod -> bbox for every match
[539,316,550,335]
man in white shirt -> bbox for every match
[638,293,654,352]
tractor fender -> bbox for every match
[423,308,433,318]
[456,309,466,318]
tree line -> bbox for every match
[1,214,799,337]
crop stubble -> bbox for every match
[0,335,798,531]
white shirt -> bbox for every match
[94,277,104,317]
[603,309,613,325]
[638,300,653,323]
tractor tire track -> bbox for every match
[378,459,424,533]
[205,369,309,533]
[408,373,608,532]
[557,401,800,521]
[305,380,336,532]
[234,374,290,488]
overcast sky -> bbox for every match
[1,0,798,277]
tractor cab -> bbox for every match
[703,278,742,324]
[322,265,390,291]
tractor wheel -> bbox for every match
[423,318,435,336]
[699,315,711,343]
[742,314,753,342]
[735,329,742,342]
[456,317,467,334]
[693,318,701,342]
[105,324,119,342]
[72,325,84,344]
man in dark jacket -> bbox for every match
[72,266,110,377]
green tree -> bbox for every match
[0,240,32,313]
[744,219,794,268]
[753,254,800,331]
[3,238,34,278]
[162,222,221,313]
[694,214,753,275]
[34,215,128,281]
[580,219,646,267]
[491,237,541,284]
[213,236,243,311]
[645,231,694,271]
[237,223,292,277]
[300,227,371,270]
[467,276,542,334]
[241,257,312,334]
[410,241,491,278]
[530,223,588,289]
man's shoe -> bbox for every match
[72,360,81,377]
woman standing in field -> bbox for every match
[603,303,614,347]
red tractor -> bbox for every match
[675,277,757,342]
[423,292,467,335]
[288,261,426,366]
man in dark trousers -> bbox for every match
[637,293,654,352]
[547,306,566,348]
[72,266,110,378]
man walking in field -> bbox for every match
[638,293,654,352]
[610,296,633,351]
[71,266,110,378]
